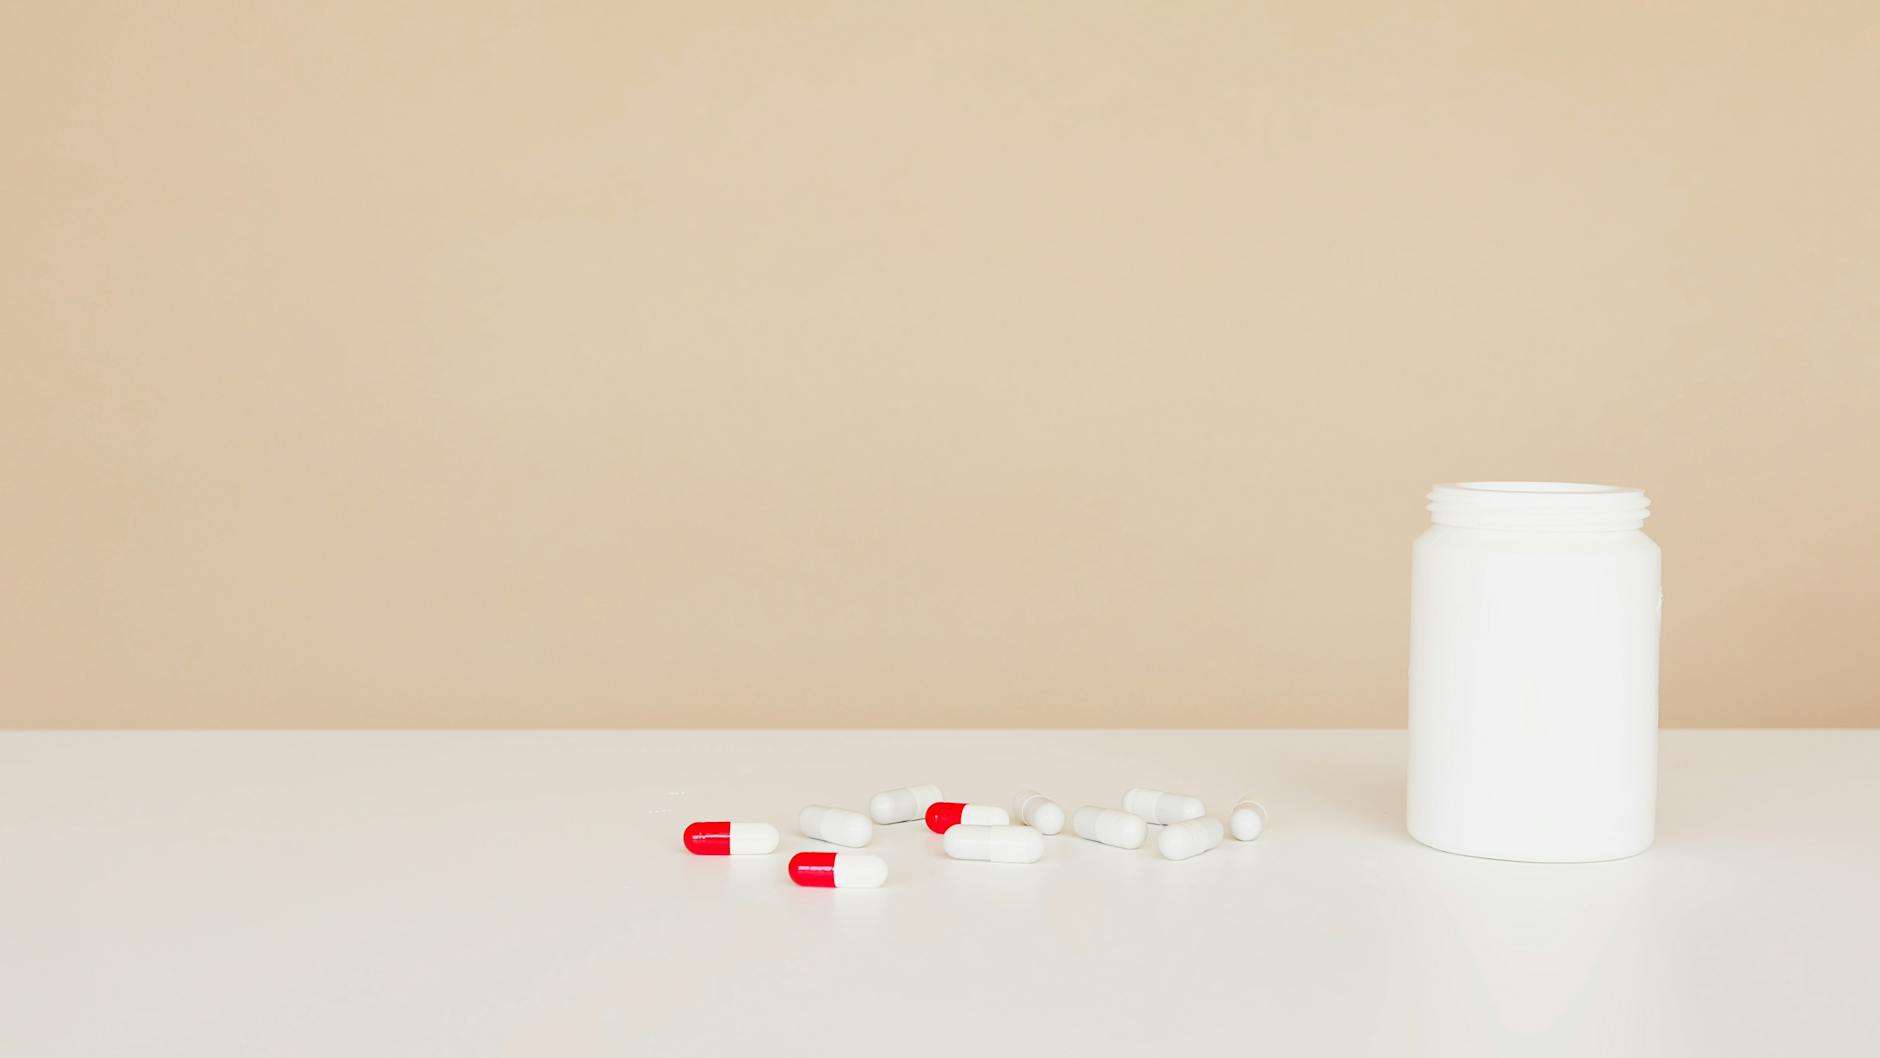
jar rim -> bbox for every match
[1443,480,1641,498]
[1428,481,1650,530]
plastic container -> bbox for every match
[1407,482,1661,862]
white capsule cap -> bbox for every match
[1016,791,1065,835]
[832,853,888,888]
[1231,799,1268,841]
[869,784,943,824]
[728,822,780,854]
[1123,787,1207,825]
[943,824,1045,863]
[1158,816,1225,860]
[798,804,873,847]
[1072,806,1147,849]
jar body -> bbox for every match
[1408,518,1661,862]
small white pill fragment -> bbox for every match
[798,804,873,847]
[789,851,888,888]
[1015,791,1065,835]
[1158,817,1225,861]
[869,784,943,824]
[1123,787,1207,825]
[1071,806,1147,850]
[943,824,1045,863]
[1231,799,1267,841]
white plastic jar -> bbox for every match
[1407,482,1661,862]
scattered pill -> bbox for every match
[682,821,780,855]
[1230,799,1268,841]
[1071,806,1147,849]
[798,805,874,847]
[868,784,944,824]
[925,802,1010,833]
[943,824,1045,863]
[1158,817,1224,860]
[1015,791,1065,835]
[788,851,888,888]
[1123,787,1206,825]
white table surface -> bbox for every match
[3,730,1876,1057]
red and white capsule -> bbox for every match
[682,821,781,855]
[787,851,888,888]
[924,802,1011,833]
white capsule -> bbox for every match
[943,824,1046,863]
[1231,799,1268,841]
[1123,787,1206,825]
[869,784,943,824]
[798,804,873,847]
[1015,791,1065,835]
[1159,817,1225,860]
[1071,806,1147,849]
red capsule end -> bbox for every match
[683,822,731,855]
[925,802,966,833]
[788,851,839,887]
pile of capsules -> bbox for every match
[682,786,1268,889]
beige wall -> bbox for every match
[4,2,1877,729]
